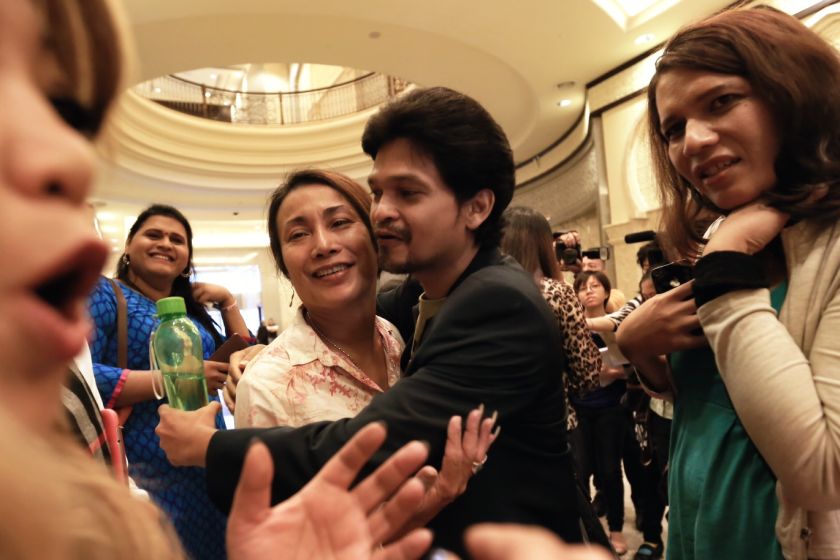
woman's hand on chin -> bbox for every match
[703,202,789,256]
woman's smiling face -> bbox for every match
[125,215,191,284]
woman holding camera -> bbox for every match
[619,7,840,559]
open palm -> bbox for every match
[227,423,433,560]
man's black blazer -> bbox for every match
[205,248,581,556]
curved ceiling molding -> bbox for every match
[126,12,544,157]
[516,103,590,186]
[94,0,735,229]
[102,91,374,185]
[513,139,599,225]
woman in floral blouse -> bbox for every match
[235,170,404,427]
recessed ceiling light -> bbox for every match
[210,73,218,80]
[635,33,654,45]
[369,31,381,39]
[204,91,211,98]
[558,99,572,107]
[153,87,162,93]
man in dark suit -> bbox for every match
[157,87,583,556]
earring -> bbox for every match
[120,253,130,267]
[181,268,191,279]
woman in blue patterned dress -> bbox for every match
[89,204,250,560]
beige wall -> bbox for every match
[512,141,598,227]
[597,95,662,295]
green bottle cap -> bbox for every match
[156,296,186,317]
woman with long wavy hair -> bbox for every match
[618,7,840,559]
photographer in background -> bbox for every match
[586,239,665,334]
[553,230,583,280]
[552,231,617,299]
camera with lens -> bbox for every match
[553,231,611,265]
[555,242,581,265]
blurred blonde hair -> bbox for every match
[0,410,184,559]
[34,0,132,133]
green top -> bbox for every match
[156,296,186,318]
[666,282,788,560]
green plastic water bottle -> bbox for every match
[152,296,209,411]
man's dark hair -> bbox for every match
[361,87,515,249]
[636,240,664,269]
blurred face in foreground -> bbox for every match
[0,0,109,430]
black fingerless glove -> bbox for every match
[693,251,769,307]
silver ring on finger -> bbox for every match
[471,456,487,474]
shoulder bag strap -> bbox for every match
[106,278,128,369]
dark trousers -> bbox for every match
[622,406,646,515]
[571,404,628,532]
[639,409,672,544]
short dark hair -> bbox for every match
[636,240,663,269]
[574,270,612,311]
[267,169,376,277]
[361,87,515,248]
[648,6,840,258]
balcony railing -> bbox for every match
[134,72,409,125]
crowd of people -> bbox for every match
[2,0,840,559]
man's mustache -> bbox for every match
[373,223,411,242]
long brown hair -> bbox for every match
[501,206,560,280]
[648,6,840,259]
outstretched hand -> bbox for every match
[426,406,499,499]
[407,406,499,532]
[226,422,434,560]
